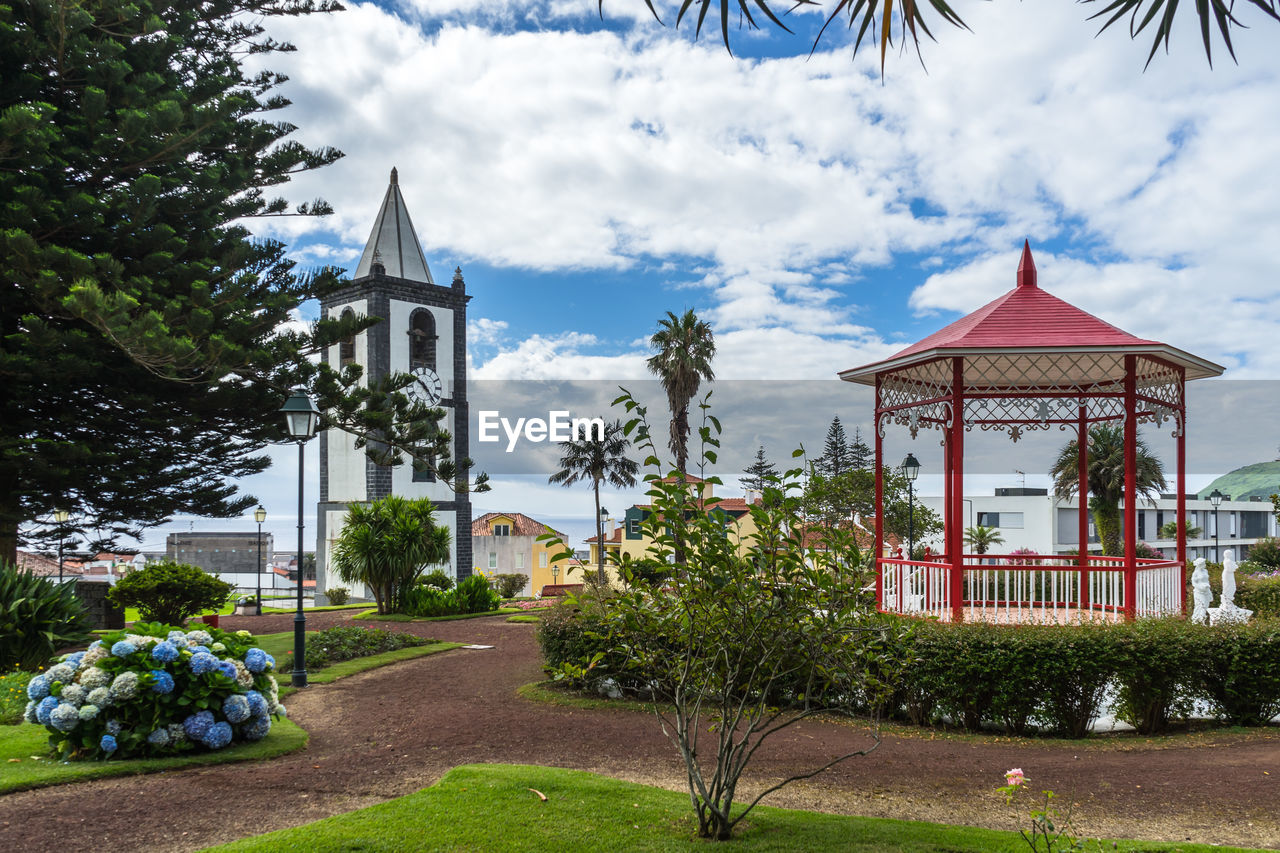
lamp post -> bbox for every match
[254,505,266,616]
[1209,488,1223,563]
[280,389,319,688]
[901,453,920,560]
[53,509,69,585]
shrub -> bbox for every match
[492,573,529,599]
[2,667,34,725]
[421,570,453,591]
[1110,618,1198,734]
[0,561,94,671]
[23,623,283,760]
[325,587,350,605]
[1247,537,1280,570]
[304,626,429,670]
[455,574,500,613]
[107,560,233,626]
[1193,621,1280,725]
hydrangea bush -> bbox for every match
[22,622,284,760]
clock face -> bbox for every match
[408,366,443,406]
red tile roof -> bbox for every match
[472,512,566,540]
[584,527,623,545]
[16,550,80,577]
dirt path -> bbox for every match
[1,610,1278,852]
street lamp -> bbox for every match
[254,505,267,616]
[280,389,319,688]
[53,509,70,585]
[901,453,921,560]
[1209,488,1223,563]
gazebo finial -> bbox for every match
[1017,240,1037,289]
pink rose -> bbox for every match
[1005,768,1026,787]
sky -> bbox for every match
[120,0,1280,555]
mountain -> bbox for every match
[1198,461,1280,501]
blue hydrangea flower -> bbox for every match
[78,704,100,721]
[150,641,179,663]
[167,630,188,644]
[275,705,287,719]
[183,710,214,742]
[110,640,138,658]
[222,694,251,723]
[23,700,38,725]
[105,719,122,736]
[87,687,111,707]
[217,661,238,681]
[189,645,211,656]
[186,630,214,646]
[60,684,86,706]
[36,696,60,726]
[88,640,103,651]
[241,715,271,741]
[26,674,50,701]
[147,728,170,748]
[243,648,269,673]
[264,653,276,671]
[109,671,140,701]
[63,651,85,669]
[46,662,75,683]
[148,669,175,694]
[204,721,233,749]
[49,702,80,732]
[245,690,268,718]
[100,734,118,754]
[189,652,219,675]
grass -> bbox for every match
[1,667,34,725]
[353,608,520,622]
[201,763,1268,853]
[248,631,462,699]
[0,717,307,795]
[261,603,372,614]
[505,614,542,623]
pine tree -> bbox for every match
[740,446,779,494]
[0,0,470,563]
[848,426,873,471]
[818,416,852,477]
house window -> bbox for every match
[977,512,1023,529]
[515,552,524,569]
[488,552,497,569]
[493,523,511,536]
[539,552,548,568]
[339,307,356,367]
[627,519,640,537]
[408,308,437,371]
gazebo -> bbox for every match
[841,243,1224,623]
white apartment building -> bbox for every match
[920,490,1278,562]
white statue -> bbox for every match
[1209,549,1253,625]
[1221,549,1238,608]
[1191,557,1212,625]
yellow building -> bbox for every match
[472,512,573,596]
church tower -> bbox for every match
[314,168,472,600]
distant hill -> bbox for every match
[1198,461,1280,501]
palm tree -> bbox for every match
[1050,424,1167,557]
[331,495,451,613]
[647,309,715,475]
[1159,519,1203,540]
[548,419,639,585]
[964,525,1005,555]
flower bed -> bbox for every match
[302,626,430,671]
[505,599,556,611]
[23,623,283,760]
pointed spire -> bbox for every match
[353,168,433,284]
[1017,239,1037,289]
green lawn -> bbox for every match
[1,668,33,725]
[505,613,542,623]
[0,717,307,795]
[202,764,1265,853]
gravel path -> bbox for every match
[1,610,1278,851]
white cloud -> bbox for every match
[471,331,649,379]
[468,317,510,346]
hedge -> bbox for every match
[539,605,1280,737]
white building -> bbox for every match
[920,490,1278,561]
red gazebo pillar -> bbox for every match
[1123,354,1138,619]
[1077,403,1090,611]
[950,357,965,621]
[1176,366,1187,613]
[874,376,884,611]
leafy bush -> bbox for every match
[492,573,529,599]
[1111,618,1198,734]
[1193,621,1280,725]
[1247,537,1280,569]
[455,574,500,613]
[421,570,453,590]
[23,623,283,760]
[0,561,94,670]
[303,626,429,670]
[107,560,233,626]
[399,574,500,618]
[2,667,33,725]
[325,587,350,605]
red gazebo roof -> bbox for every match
[840,243,1224,385]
